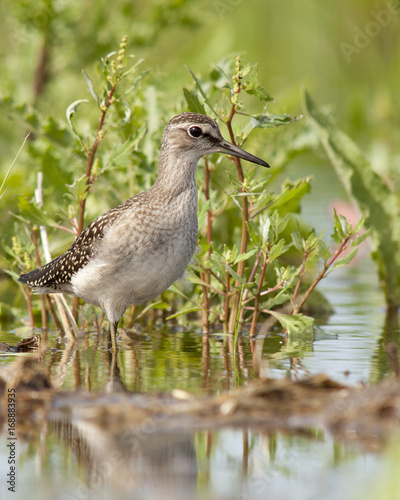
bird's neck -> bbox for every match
[153,149,199,198]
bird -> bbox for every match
[19,112,270,351]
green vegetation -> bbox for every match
[2,38,366,335]
[305,91,400,311]
[1,0,399,334]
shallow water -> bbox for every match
[0,426,384,500]
[1,252,399,500]
[1,160,400,499]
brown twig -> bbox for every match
[291,248,309,303]
[204,157,212,247]
[77,83,117,236]
[226,103,250,332]
[200,271,210,333]
[201,157,213,333]
[293,237,351,314]
[194,274,226,296]
[72,82,117,319]
[45,295,63,332]
[243,280,285,306]
[209,269,225,286]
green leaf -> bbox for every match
[17,197,59,228]
[136,301,169,319]
[250,112,302,130]
[291,228,303,252]
[114,99,132,128]
[268,239,289,262]
[198,198,211,229]
[121,57,145,80]
[106,129,144,168]
[339,213,349,235]
[222,262,247,284]
[331,208,345,243]
[354,215,367,233]
[126,68,152,94]
[261,217,272,242]
[166,307,203,320]
[255,178,311,216]
[350,229,371,247]
[316,239,331,262]
[244,82,272,102]
[246,221,261,246]
[189,274,216,288]
[0,97,73,148]
[82,70,99,105]
[262,292,290,310]
[266,311,315,335]
[329,247,358,272]
[304,89,400,307]
[183,88,206,114]
[185,65,219,117]
[242,63,273,102]
[65,174,89,203]
[234,249,257,263]
[66,99,88,145]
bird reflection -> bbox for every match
[53,412,197,499]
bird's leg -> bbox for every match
[109,321,119,352]
[104,345,125,391]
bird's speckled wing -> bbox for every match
[18,199,138,291]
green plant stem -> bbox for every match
[33,228,48,331]
[77,83,116,236]
[1,132,31,200]
[223,271,230,332]
[233,283,244,359]
[249,253,268,336]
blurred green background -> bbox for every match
[2,0,399,142]
[1,0,399,293]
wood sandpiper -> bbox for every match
[19,113,270,351]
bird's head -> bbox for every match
[163,112,270,168]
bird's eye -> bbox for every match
[188,126,202,138]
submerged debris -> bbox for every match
[0,334,41,353]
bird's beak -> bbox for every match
[217,139,270,168]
